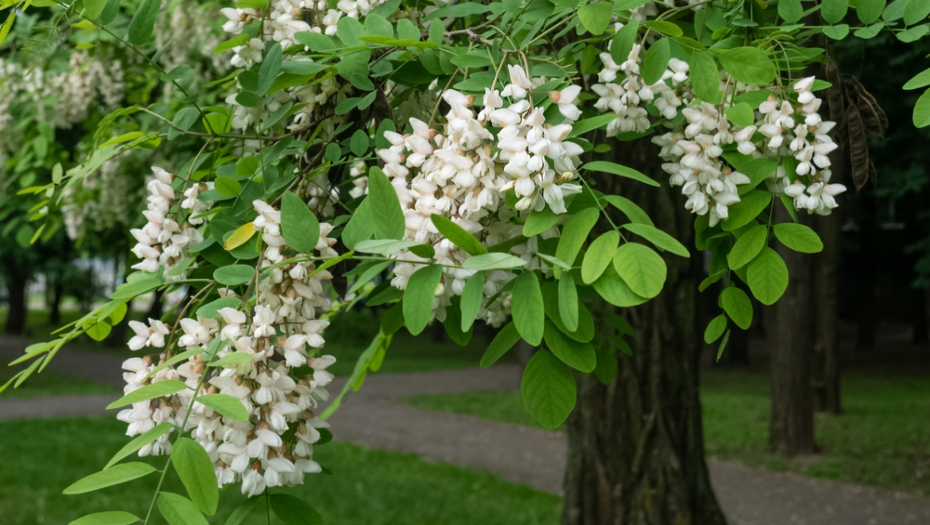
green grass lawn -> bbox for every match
[0,367,116,398]
[408,369,930,496]
[0,417,560,525]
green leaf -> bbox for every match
[162,65,195,92]
[106,380,188,409]
[223,498,261,525]
[213,265,254,286]
[822,0,849,23]
[727,224,768,270]
[462,252,527,270]
[403,265,443,335]
[342,198,374,249]
[593,264,648,307]
[86,321,113,342]
[690,52,721,103]
[746,247,789,305]
[778,0,803,22]
[171,439,219,516]
[718,47,776,85]
[773,223,823,253]
[523,207,561,237]
[214,34,253,55]
[368,167,406,240]
[258,42,283,96]
[610,20,640,65]
[196,393,250,421]
[480,322,522,368]
[294,31,335,52]
[84,0,108,19]
[213,176,241,197]
[270,494,324,525]
[716,329,731,362]
[720,287,753,329]
[158,493,208,525]
[735,158,778,194]
[579,2,614,34]
[196,297,241,319]
[858,0,887,23]
[460,271,485,332]
[854,21,884,38]
[604,195,654,226]
[111,279,161,300]
[555,208,599,274]
[642,20,683,36]
[582,231,619,284]
[69,511,141,525]
[541,282,595,343]
[704,314,727,344]
[424,2,490,20]
[612,243,666,298]
[337,15,367,46]
[543,321,596,373]
[914,89,930,127]
[127,0,160,45]
[430,214,488,255]
[904,68,930,90]
[350,129,370,156]
[521,350,576,429]
[104,423,174,470]
[823,24,850,40]
[641,37,670,85]
[725,102,755,128]
[593,344,618,385]
[583,161,659,187]
[512,271,544,346]
[622,223,689,257]
[281,192,321,253]
[354,239,419,255]
[64,463,157,494]
[558,272,579,332]
[722,190,772,232]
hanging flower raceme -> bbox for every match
[118,189,340,496]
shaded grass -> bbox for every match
[0,417,560,525]
[0,367,116,399]
[408,369,930,495]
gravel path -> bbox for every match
[2,337,930,525]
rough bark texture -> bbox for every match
[562,139,725,525]
[811,152,844,415]
[768,206,818,455]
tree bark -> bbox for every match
[3,261,28,336]
[768,207,818,455]
[49,270,65,325]
[562,139,725,525]
[811,153,844,415]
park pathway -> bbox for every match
[2,337,930,525]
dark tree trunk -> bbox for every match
[768,207,818,455]
[562,139,725,525]
[49,271,65,325]
[812,152,844,415]
[912,288,928,344]
[3,262,28,336]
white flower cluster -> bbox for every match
[594,44,689,136]
[769,77,845,215]
[129,167,204,276]
[373,70,586,326]
[119,191,342,496]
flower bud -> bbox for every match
[549,91,561,103]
